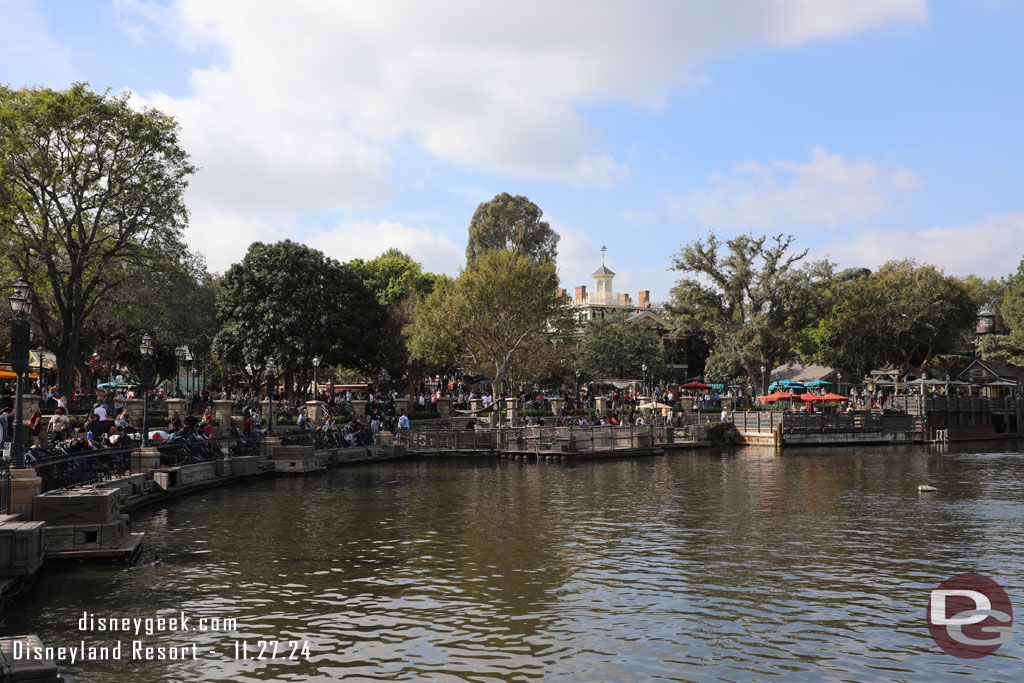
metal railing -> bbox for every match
[30,445,136,493]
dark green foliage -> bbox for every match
[668,232,831,388]
[803,260,976,376]
[214,240,385,384]
[0,83,196,393]
[577,320,666,381]
[465,193,559,263]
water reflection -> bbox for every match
[3,443,1024,681]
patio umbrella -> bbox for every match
[820,393,849,401]
[681,381,711,390]
[798,393,821,402]
[759,392,795,403]
[638,401,673,410]
[804,379,832,387]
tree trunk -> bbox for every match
[490,379,502,428]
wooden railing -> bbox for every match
[781,412,921,433]
[393,424,691,454]
[889,395,1020,415]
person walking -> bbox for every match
[28,404,43,446]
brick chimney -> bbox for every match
[575,285,587,303]
[556,288,567,300]
[618,293,630,305]
[638,290,650,308]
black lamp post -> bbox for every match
[8,275,33,469]
[174,345,185,396]
[311,356,321,401]
[265,357,277,436]
[760,365,767,397]
[642,362,648,398]
[140,334,154,447]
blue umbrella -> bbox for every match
[804,379,832,387]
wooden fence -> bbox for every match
[393,424,697,454]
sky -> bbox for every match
[2,0,1023,301]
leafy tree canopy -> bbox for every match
[577,320,666,383]
[667,232,832,389]
[406,249,568,423]
[1001,258,1024,347]
[214,240,384,386]
[349,248,436,308]
[465,193,559,263]
[0,83,195,393]
[803,260,976,377]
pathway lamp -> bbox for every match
[265,357,278,436]
[8,275,32,468]
[312,356,321,400]
[760,365,766,398]
[642,363,648,398]
[139,334,154,447]
[174,345,185,396]
[8,279,32,462]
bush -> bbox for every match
[521,409,553,417]
[68,415,86,428]
[277,415,297,425]
[330,415,353,424]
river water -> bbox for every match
[3,444,1024,682]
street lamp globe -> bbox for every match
[140,333,153,356]
[312,356,321,369]
[8,274,30,314]
[266,357,278,375]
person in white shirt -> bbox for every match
[93,403,108,421]
[397,412,410,429]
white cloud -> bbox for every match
[672,146,922,229]
[306,220,464,277]
[818,209,1024,278]
[126,0,924,200]
[114,1,925,272]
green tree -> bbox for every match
[977,334,1024,366]
[349,248,436,307]
[406,249,566,425]
[804,260,977,377]
[0,83,195,394]
[1002,258,1024,347]
[465,193,559,263]
[667,232,832,391]
[349,249,438,392]
[577,320,666,382]
[214,240,384,394]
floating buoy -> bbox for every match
[917,484,938,492]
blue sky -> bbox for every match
[3,0,1023,300]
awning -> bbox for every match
[0,370,39,379]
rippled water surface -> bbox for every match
[4,444,1024,681]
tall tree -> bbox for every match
[213,240,384,394]
[465,193,559,263]
[803,260,977,377]
[349,249,438,392]
[0,83,195,394]
[1001,257,1024,347]
[406,249,566,425]
[667,232,831,391]
[577,320,666,382]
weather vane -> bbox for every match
[601,245,607,264]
